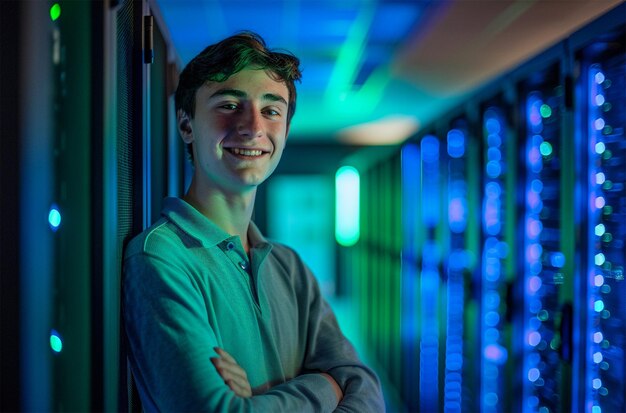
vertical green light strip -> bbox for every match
[325,4,374,102]
[336,166,360,246]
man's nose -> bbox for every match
[237,107,264,138]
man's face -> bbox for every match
[179,67,290,194]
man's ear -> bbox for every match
[177,109,194,143]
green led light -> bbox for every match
[539,141,553,156]
[50,330,63,353]
[50,3,61,21]
[335,166,360,246]
[48,206,61,230]
[540,104,552,118]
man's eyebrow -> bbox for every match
[209,88,247,99]
[263,93,288,106]
[209,88,288,106]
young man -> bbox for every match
[123,32,384,412]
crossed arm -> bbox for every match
[124,245,384,412]
[211,347,344,401]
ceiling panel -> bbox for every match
[155,0,623,144]
[155,0,436,142]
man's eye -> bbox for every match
[220,103,238,111]
[264,108,281,117]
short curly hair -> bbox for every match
[174,31,302,162]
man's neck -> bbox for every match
[183,178,256,252]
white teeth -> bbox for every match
[230,148,263,156]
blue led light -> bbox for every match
[488,147,501,161]
[593,352,603,363]
[421,135,439,162]
[596,172,606,184]
[528,368,540,382]
[486,161,501,178]
[448,197,467,231]
[594,253,606,266]
[48,205,61,230]
[484,344,507,364]
[594,118,606,131]
[485,311,500,327]
[594,274,604,287]
[593,332,603,343]
[594,300,605,312]
[528,331,541,346]
[529,100,543,127]
[595,196,606,209]
[528,275,542,293]
[485,117,501,135]
[595,72,605,84]
[595,142,606,153]
[595,94,605,106]
[549,252,565,268]
[595,223,606,236]
[447,128,465,158]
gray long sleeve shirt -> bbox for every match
[123,197,384,412]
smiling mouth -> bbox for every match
[227,148,267,157]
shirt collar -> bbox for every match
[161,197,271,251]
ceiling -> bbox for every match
[154,0,623,144]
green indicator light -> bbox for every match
[539,142,552,156]
[50,330,63,353]
[539,141,553,156]
[539,104,552,118]
[50,3,61,21]
[48,206,61,230]
[335,166,360,246]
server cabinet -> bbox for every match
[574,21,625,413]
[517,62,573,413]
[443,119,477,413]
[478,101,518,413]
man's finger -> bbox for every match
[226,378,252,398]
[214,347,237,364]
[211,357,249,382]
[211,357,252,397]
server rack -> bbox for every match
[573,21,625,413]
[517,62,571,413]
[342,149,404,411]
[342,4,624,412]
[443,118,474,413]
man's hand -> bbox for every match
[211,347,252,398]
[320,372,343,403]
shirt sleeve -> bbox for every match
[123,252,340,413]
[292,252,386,413]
